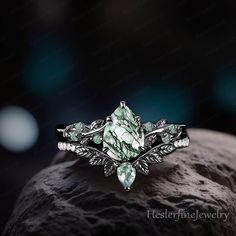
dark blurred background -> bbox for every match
[1,0,236,232]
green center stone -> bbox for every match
[103,104,144,161]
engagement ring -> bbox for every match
[56,101,190,190]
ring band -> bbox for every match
[56,101,190,191]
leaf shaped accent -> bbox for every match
[137,144,167,159]
[156,119,166,128]
[89,119,104,130]
[89,155,108,165]
[104,160,118,176]
[144,154,162,164]
[80,138,90,145]
[75,145,110,163]
[133,159,149,175]
[75,146,98,158]
[132,143,175,173]
[157,144,176,156]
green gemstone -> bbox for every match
[144,122,154,132]
[75,122,84,134]
[69,131,78,141]
[103,104,144,161]
[168,124,178,134]
[117,162,136,189]
[93,134,102,144]
[161,133,171,144]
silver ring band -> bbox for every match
[56,101,190,191]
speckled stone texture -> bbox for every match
[3,129,236,236]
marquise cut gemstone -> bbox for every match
[103,104,144,161]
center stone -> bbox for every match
[103,104,144,161]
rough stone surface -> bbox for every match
[3,129,236,236]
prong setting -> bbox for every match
[139,146,146,152]
[106,116,112,122]
[124,187,130,191]
[120,101,126,108]
[135,116,141,125]
[102,147,109,152]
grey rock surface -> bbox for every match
[3,129,236,236]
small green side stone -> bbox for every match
[144,122,154,132]
[75,122,84,133]
[69,131,78,141]
[161,133,171,144]
[168,124,177,134]
[93,134,102,144]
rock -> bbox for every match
[3,129,236,236]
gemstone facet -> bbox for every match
[93,134,102,144]
[75,122,84,133]
[161,132,171,144]
[103,104,144,161]
[168,124,178,134]
[69,131,78,141]
[117,162,136,189]
[144,122,154,132]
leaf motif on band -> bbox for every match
[89,119,104,130]
[155,119,166,128]
[144,154,162,164]
[75,144,118,176]
[132,143,176,175]
[75,145,110,162]
[133,159,149,175]
[104,160,118,176]
[75,146,98,158]
[157,144,176,156]
[89,155,108,165]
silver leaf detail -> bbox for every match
[132,143,175,173]
[89,155,108,165]
[144,154,162,164]
[75,146,97,158]
[89,119,104,130]
[157,144,176,156]
[75,146,110,162]
[133,159,149,175]
[80,138,90,145]
[156,119,166,128]
[104,161,118,176]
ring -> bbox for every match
[56,101,190,191]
